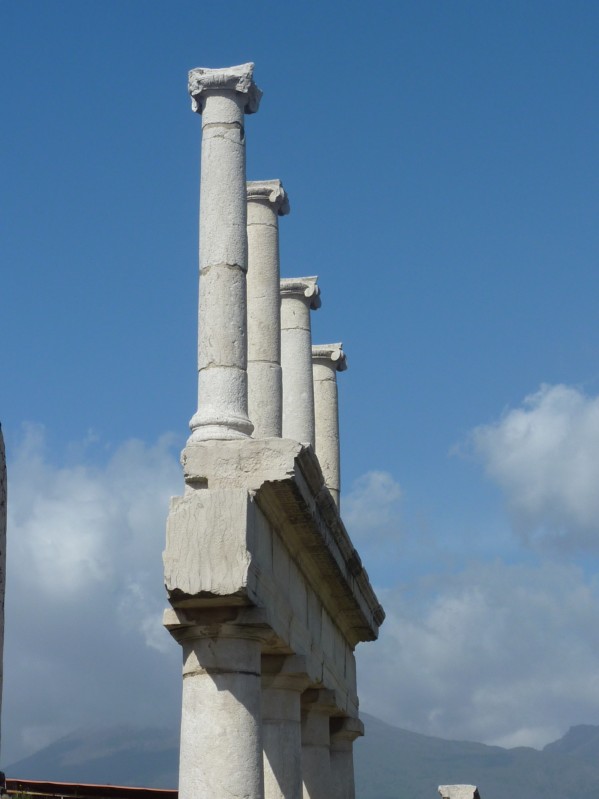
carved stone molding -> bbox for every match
[247,179,290,216]
[312,343,347,372]
[188,62,263,114]
[280,276,321,309]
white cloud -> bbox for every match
[470,384,599,548]
[357,559,599,749]
[343,470,402,542]
[2,426,183,765]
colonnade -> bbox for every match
[165,62,376,799]
[187,61,346,504]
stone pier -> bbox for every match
[280,277,320,446]
[164,62,384,799]
[312,344,347,508]
[246,180,289,438]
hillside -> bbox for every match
[6,714,599,798]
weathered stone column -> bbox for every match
[280,278,320,446]
[329,717,363,799]
[301,688,337,799]
[311,344,347,508]
[187,63,262,442]
[171,623,265,799]
[262,656,310,799]
[247,180,290,438]
[0,425,5,751]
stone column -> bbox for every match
[311,344,347,508]
[301,688,337,799]
[280,278,321,446]
[262,656,310,799]
[329,717,363,799]
[187,63,262,442]
[172,624,265,799]
[246,180,290,439]
[0,425,5,751]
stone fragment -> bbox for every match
[438,786,481,799]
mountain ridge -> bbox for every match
[6,714,599,799]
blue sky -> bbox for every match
[2,0,599,767]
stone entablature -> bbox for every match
[438,787,481,799]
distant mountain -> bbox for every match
[6,714,599,799]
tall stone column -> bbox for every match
[0,425,5,752]
[171,624,265,799]
[246,180,290,438]
[262,656,310,799]
[329,717,363,799]
[187,63,262,442]
[311,344,347,508]
[301,689,337,799]
[280,278,321,446]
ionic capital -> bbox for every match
[312,343,347,372]
[280,276,321,310]
[247,179,290,216]
[188,62,263,114]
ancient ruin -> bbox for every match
[162,62,384,799]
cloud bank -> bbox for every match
[471,384,599,549]
[3,426,183,764]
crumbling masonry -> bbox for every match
[162,62,384,799]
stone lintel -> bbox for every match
[247,179,290,216]
[280,276,321,310]
[312,343,347,372]
[188,62,262,114]
[330,716,364,743]
[438,787,481,799]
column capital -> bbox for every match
[262,654,311,693]
[312,343,347,372]
[302,688,338,715]
[247,179,290,216]
[188,62,263,114]
[330,716,364,743]
[280,276,321,309]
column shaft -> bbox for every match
[262,656,310,799]
[312,345,347,507]
[187,64,261,442]
[301,689,336,799]
[329,717,363,799]
[247,181,289,438]
[178,635,264,799]
[280,278,320,446]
